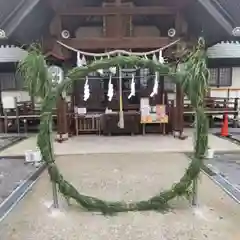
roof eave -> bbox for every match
[2,0,40,38]
[197,0,234,36]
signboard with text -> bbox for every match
[140,98,168,124]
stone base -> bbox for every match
[55,133,69,143]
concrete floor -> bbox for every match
[0,130,239,157]
[0,153,240,240]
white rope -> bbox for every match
[56,39,180,57]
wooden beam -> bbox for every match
[58,6,176,16]
[61,37,171,49]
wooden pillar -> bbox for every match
[56,95,68,142]
[175,83,184,134]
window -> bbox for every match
[164,76,175,92]
[0,72,24,90]
[209,67,232,87]
[139,68,149,88]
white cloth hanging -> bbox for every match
[83,76,90,101]
[107,74,114,101]
[150,73,159,97]
[128,74,135,99]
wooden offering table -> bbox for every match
[100,112,140,136]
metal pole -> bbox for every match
[52,182,59,208]
[118,66,124,129]
[49,118,59,208]
[192,178,198,206]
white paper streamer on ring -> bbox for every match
[107,74,114,101]
[108,55,117,75]
[128,74,135,99]
[83,76,90,101]
[95,56,104,75]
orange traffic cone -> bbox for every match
[221,114,229,137]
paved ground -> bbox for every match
[0,153,240,240]
[0,130,240,157]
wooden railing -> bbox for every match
[0,100,72,134]
[184,97,239,114]
[183,97,239,127]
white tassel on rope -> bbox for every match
[158,50,165,64]
[77,51,82,67]
[107,74,114,101]
[128,74,135,99]
[108,55,117,75]
[83,76,90,101]
[150,73,159,97]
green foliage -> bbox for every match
[19,38,209,215]
[18,45,51,99]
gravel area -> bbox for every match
[0,153,240,240]
[0,158,36,204]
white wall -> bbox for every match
[1,90,30,109]
[2,90,30,102]
[210,67,240,98]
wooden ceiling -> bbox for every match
[2,0,238,47]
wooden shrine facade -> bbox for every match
[0,0,239,137]
[44,0,190,136]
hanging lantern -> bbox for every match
[128,74,135,99]
[83,76,90,101]
[107,74,114,101]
